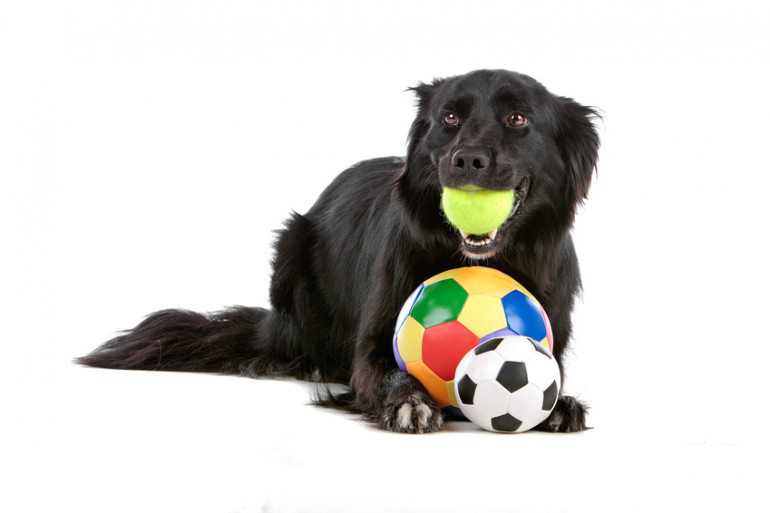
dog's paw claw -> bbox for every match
[381,395,443,434]
[536,395,589,433]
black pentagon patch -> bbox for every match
[542,381,558,411]
[457,375,477,405]
[491,413,523,432]
[529,338,553,359]
[496,361,528,393]
[475,337,503,355]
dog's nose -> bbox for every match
[451,149,491,172]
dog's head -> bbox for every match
[399,70,600,260]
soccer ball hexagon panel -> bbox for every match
[454,335,561,433]
[393,266,554,409]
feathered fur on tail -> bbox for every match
[76,306,273,375]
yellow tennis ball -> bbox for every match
[441,187,515,235]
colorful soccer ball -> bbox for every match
[392,266,554,410]
[454,335,561,433]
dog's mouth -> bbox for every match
[458,178,529,258]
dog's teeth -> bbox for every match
[460,229,496,248]
[459,229,498,245]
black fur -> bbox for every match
[78,70,600,434]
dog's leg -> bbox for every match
[533,255,590,433]
[347,269,444,433]
[349,353,444,434]
[534,395,589,432]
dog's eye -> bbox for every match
[508,113,528,128]
[443,113,460,127]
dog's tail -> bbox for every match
[76,306,296,377]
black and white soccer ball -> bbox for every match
[454,335,561,433]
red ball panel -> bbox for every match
[541,305,554,353]
[422,321,479,381]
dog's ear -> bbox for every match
[394,80,445,201]
[405,79,443,150]
[408,79,441,113]
[555,97,601,206]
[409,76,447,108]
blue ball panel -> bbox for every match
[480,327,517,344]
[501,290,546,341]
[393,334,407,372]
[443,405,466,420]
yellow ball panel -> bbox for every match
[539,337,552,353]
[446,379,458,408]
[422,267,467,286]
[397,317,425,364]
[406,360,450,407]
[457,295,508,338]
[452,266,517,298]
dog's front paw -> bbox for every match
[380,393,443,434]
[535,395,589,433]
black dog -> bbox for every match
[78,70,600,434]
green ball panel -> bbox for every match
[409,278,469,328]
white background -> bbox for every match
[2,1,769,512]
